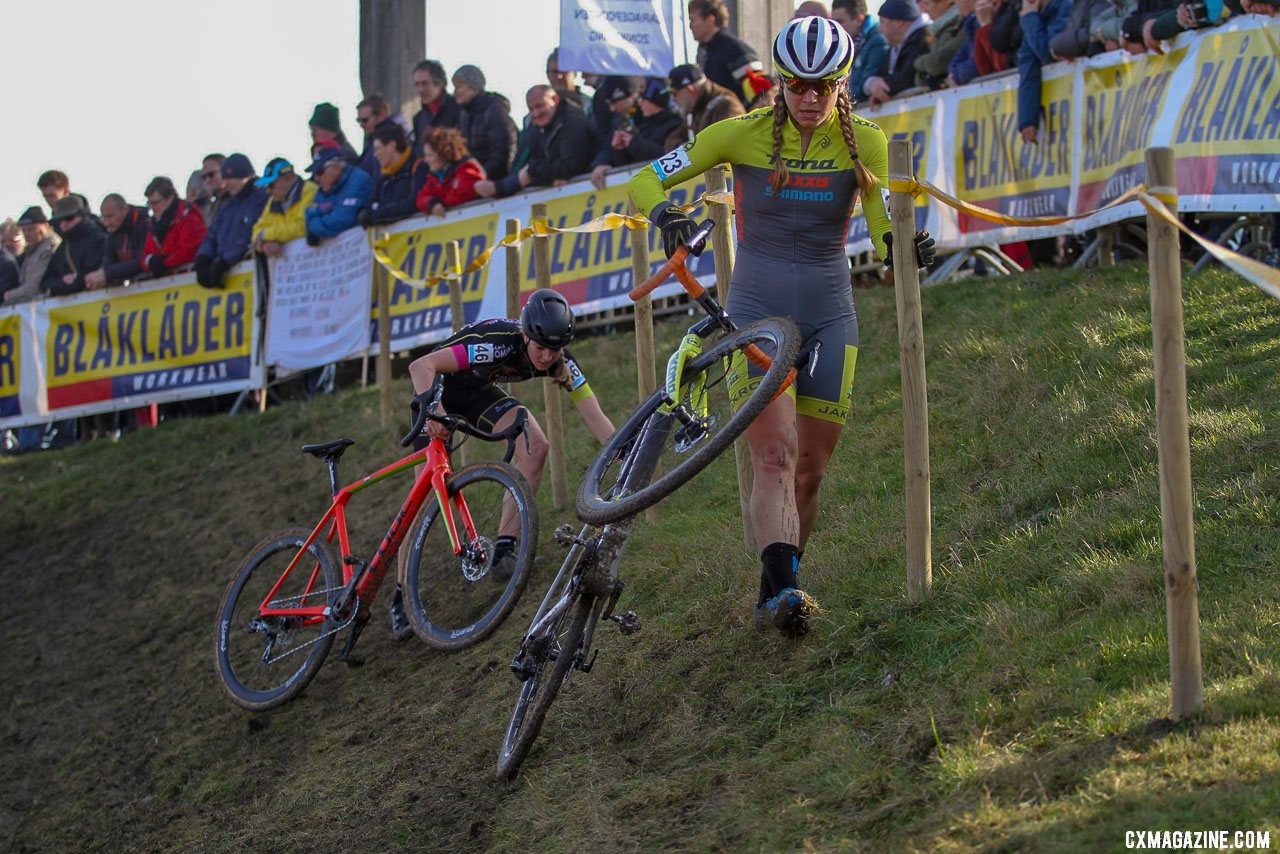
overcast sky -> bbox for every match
[0,0,821,220]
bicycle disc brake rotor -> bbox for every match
[460,536,496,582]
[673,413,717,452]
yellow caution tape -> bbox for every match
[369,187,736,290]
[1137,191,1280,303]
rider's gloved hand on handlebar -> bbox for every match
[882,229,937,270]
[654,206,703,260]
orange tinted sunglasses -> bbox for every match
[781,76,845,97]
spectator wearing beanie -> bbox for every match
[309,102,361,165]
[3,208,61,304]
[863,0,933,105]
[195,153,269,288]
[43,196,108,297]
[592,78,684,189]
[452,64,517,182]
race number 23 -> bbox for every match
[653,147,692,179]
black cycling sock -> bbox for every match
[494,535,517,557]
[760,542,800,602]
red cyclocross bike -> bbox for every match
[214,387,538,711]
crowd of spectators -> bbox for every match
[4,0,1278,451]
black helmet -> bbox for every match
[520,288,575,349]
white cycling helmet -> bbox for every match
[773,15,855,80]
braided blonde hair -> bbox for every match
[768,84,880,217]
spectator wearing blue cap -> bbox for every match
[194,153,269,288]
[304,146,375,245]
[252,158,317,258]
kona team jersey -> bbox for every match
[433,318,594,402]
[629,106,891,263]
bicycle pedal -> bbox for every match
[577,648,598,674]
[610,610,641,635]
[553,523,582,547]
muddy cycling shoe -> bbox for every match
[490,551,518,584]
[490,536,519,583]
[753,588,818,638]
[388,591,412,641]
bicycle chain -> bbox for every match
[258,587,359,665]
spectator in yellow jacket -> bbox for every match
[251,158,317,258]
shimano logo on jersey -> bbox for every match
[468,343,496,363]
[764,186,836,202]
[767,153,837,170]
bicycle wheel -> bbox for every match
[214,528,341,711]
[496,590,596,779]
[576,316,800,524]
[404,461,539,650]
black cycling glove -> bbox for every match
[883,229,936,270]
[654,205,702,260]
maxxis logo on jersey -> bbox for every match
[653,146,693,179]
[468,343,496,363]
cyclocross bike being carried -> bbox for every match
[214,388,539,711]
[496,219,801,777]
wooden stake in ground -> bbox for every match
[888,140,932,602]
[505,217,522,320]
[532,202,568,510]
[375,257,392,428]
[706,166,755,552]
[1145,145,1204,719]
[629,203,660,522]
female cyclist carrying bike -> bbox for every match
[629,16,934,637]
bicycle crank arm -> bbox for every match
[336,618,369,667]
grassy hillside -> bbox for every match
[3,263,1279,852]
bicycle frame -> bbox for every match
[257,436,476,625]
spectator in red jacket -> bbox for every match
[140,176,207,278]
[415,127,486,217]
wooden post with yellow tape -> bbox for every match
[888,140,932,602]
[532,203,569,510]
[376,255,393,427]
[628,202,660,522]
[1145,146,1204,719]
[505,218,522,319]
[705,166,755,552]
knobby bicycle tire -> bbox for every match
[496,591,595,779]
[214,528,341,711]
[575,317,800,524]
[404,462,539,650]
